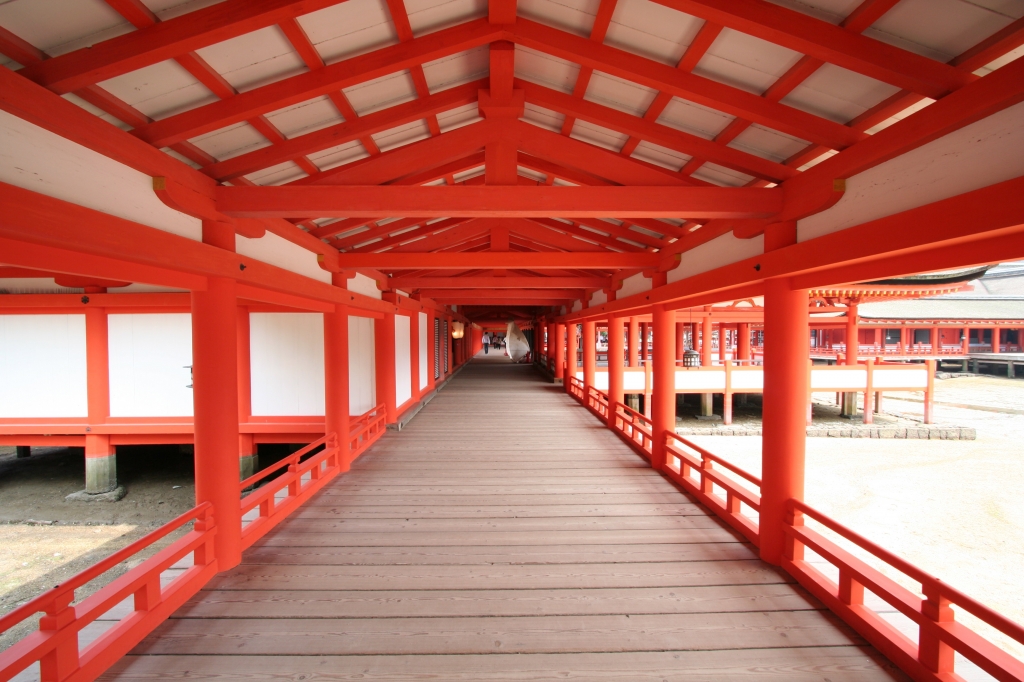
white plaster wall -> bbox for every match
[418,312,428,390]
[347,273,382,299]
[0,315,88,418]
[619,272,652,299]
[0,278,80,293]
[349,316,376,416]
[799,102,1024,242]
[249,313,325,416]
[395,314,412,408]
[571,300,583,313]
[108,313,193,417]
[0,110,201,240]
[236,233,332,284]
[668,233,765,283]
[590,290,608,306]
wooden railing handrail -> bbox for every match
[239,433,335,491]
[666,431,762,487]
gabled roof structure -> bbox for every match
[2,0,1022,323]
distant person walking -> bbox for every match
[481,331,491,354]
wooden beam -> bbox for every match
[389,275,610,288]
[336,253,660,269]
[214,185,784,219]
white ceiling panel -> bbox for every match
[147,0,229,20]
[727,123,808,163]
[518,0,601,38]
[246,160,307,185]
[423,45,488,92]
[407,0,487,36]
[160,145,204,169]
[656,97,734,139]
[190,121,270,161]
[515,45,582,93]
[691,161,752,187]
[631,140,689,171]
[195,25,305,93]
[865,0,1024,63]
[437,102,483,131]
[693,28,803,96]
[604,0,704,66]
[343,70,419,115]
[976,44,1024,76]
[763,0,859,25]
[62,92,130,130]
[519,165,547,182]
[570,119,629,152]
[863,97,934,136]
[781,63,900,124]
[522,103,566,132]
[372,119,432,151]
[0,0,130,56]
[311,140,372,170]
[265,95,345,138]
[454,165,485,181]
[98,59,217,120]
[297,0,399,64]
[584,70,659,116]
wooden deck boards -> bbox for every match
[103,357,907,681]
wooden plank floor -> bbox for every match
[103,355,907,681]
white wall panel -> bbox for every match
[349,316,376,416]
[668,232,764,283]
[0,315,88,418]
[619,272,652,299]
[395,314,412,408]
[236,233,332,284]
[108,314,193,417]
[250,313,325,416]
[348,273,383,299]
[418,312,428,390]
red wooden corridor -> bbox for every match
[101,356,904,681]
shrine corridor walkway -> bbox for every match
[104,356,905,681]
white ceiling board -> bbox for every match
[195,25,306,93]
[407,0,487,36]
[570,119,629,152]
[977,44,1024,76]
[781,63,900,125]
[454,165,485,181]
[371,118,432,151]
[693,27,803,96]
[865,0,1024,63]
[0,0,130,56]
[604,0,703,66]
[62,92,129,131]
[437,102,483,131]
[518,0,601,38]
[343,70,419,115]
[309,139,370,170]
[190,121,270,161]
[631,139,688,171]
[422,45,488,92]
[584,70,659,116]
[522,102,566,132]
[147,0,228,20]
[762,0,859,25]
[519,165,547,182]
[265,95,345,138]
[727,123,808,163]
[297,0,399,64]
[863,97,933,136]
[160,146,204,169]
[98,59,217,120]
[515,45,582,94]
[656,96,734,139]
[690,161,752,187]
[246,159,308,185]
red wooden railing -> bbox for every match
[568,375,585,400]
[348,403,386,461]
[0,504,217,682]
[566,378,1024,681]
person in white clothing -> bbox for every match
[481,331,492,354]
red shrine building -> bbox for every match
[1,0,1023,680]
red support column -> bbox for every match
[84,304,114,494]
[375,310,398,424]
[627,317,639,367]
[426,310,437,392]
[191,220,241,570]
[738,322,751,362]
[236,307,256,481]
[675,322,686,361]
[607,316,624,427]
[760,277,809,566]
[651,305,676,471]
[324,291,351,471]
[640,322,649,364]
[842,302,860,416]
[582,320,596,396]
[554,322,566,382]
[410,311,421,402]
[930,326,939,355]
[700,312,714,416]
[993,326,1001,353]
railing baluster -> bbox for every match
[919,583,955,675]
[39,592,78,682]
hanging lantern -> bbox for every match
[683,349,701,367]
[451,321,465,339]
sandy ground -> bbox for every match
[687,375,1024,664]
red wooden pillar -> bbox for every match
[993,326,1001,353]
[410,311,421,402]
[701,314,713,366]
[84,304,114,494]
[738,322,751,362]
[582,321,596,395]
[842,302,859,416]
[651,305,675,471]
[324,293,350,472]
[639,322,649,364]
[760,277,809,566]
[425,310,437,392]
[554,322,566,382]
[627,317,639,367]
[607,316,625,427]
[675,322,686,361]
[375,310,398,424]
[236,307,256,481]
[191,224,242,569]
[930,326,939,354]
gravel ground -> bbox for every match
[687,375,1024,667]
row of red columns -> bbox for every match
[552,235,806,565]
